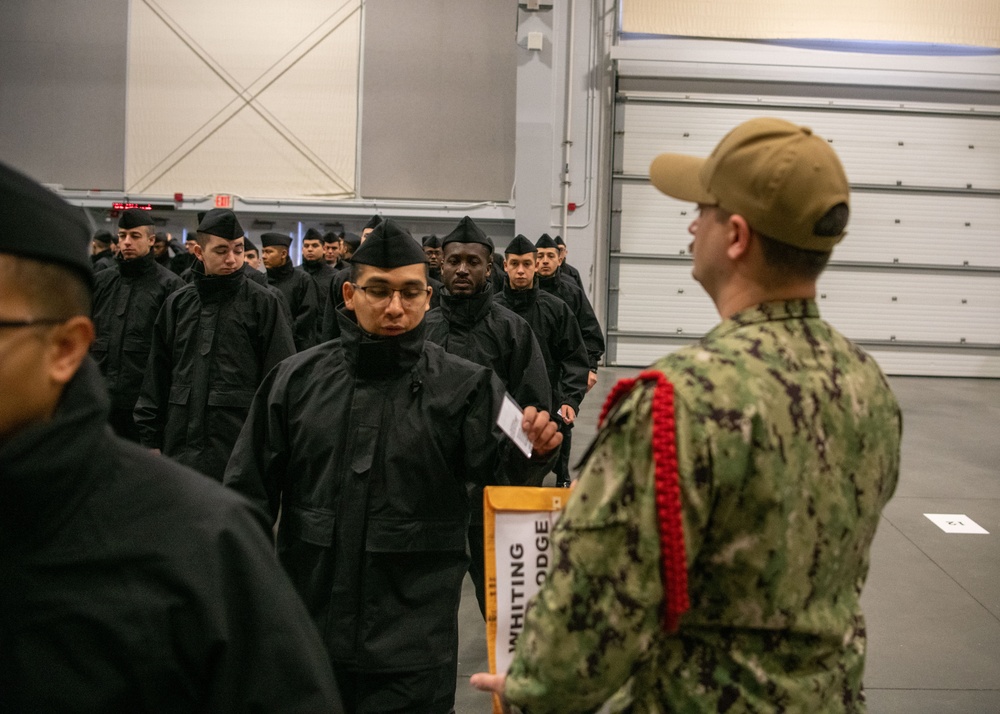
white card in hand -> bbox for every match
[497,393,533,458]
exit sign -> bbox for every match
[214,194,232,209]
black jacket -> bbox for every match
[267,261,319,351]
[561,260,585,291]
[91,249,115,273]
[301,258,338,325]
[91,253,185,412]
[224,312,552,673]
[539,268,605,371]
[425,284,550,413]
[135,266,296,480]
[0,359,341,713]
[170,251,197,276]
[495,277,590,413]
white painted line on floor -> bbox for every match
[924,514,989,534]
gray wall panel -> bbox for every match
[360,0,516,201]
[0,0,128,189]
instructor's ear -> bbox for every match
[726,214,753,261]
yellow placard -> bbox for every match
[484,486,569,714]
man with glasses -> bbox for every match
[225,218,561,714]
[91,208,185,442]
[135,209,295,481]
[0,161,342,712]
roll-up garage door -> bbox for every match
[607,95,1000,377]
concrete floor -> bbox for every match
[454,369,1000,713]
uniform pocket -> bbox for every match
[206,389,255,409]
[168,384,191,405]
[283,504,335,546]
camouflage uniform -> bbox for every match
[504,299,901,713]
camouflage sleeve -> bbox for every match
[503,381,713,713]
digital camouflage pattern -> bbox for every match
[504,299,902,713]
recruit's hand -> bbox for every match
[470,673,509,712]
[587,370,598,392]
[521,406,562,457]
[559,404,576,425]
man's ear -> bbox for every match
[46,316,95,387]
[343,279,356,311]
[192,242,205,262]
[726,214,753,261]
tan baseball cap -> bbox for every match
[649,117,850,252]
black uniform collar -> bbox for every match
[538,267,562,292]
[267,260,295,281]
[191,260,245,302]
[300,259,329,275]
[502,276,539,310]
[439,282,494,328]
[338,310,426,380]
[91,249,113,264]
[116,250,158,278]
[0,358,110,542]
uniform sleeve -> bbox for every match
[574,290,605,371]
[319,275,344,342]
[507,320,552,414]
[470,372,556,488]
[293,276,319,351]
[503,384,713,713]
[552,306,589,413]
[201,498,343,712]
[223,367,288,521]
[133,300,174,449]
[258,293,297,376]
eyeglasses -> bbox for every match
[351,283,430,307]
[0,318,68,330]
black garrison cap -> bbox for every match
[93,229,114,246]
[198,209,244,240]
[535,233,558,250]
[422,234,441,248]
[196,211,207,224]
[261,232,292,249]
[343,232,362,250]
[303,227,323,242]
[441,216,494,252]
[118,208,155,230]
[351,218,426,268]
[322,230,340,244]
[0,160,92,286]
[554,235,566,247]
[505,234,537,255]
[243,238,259,254]
[363,214,383,232]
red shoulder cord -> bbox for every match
[599,370,690,633]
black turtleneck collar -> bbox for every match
[302,258,329,275]
[116,250,158,279]
[538,267,562,292]
[0,358,111,542]
[429,266,442,281]
[91,249,113,264]
[502,275,539,311]
[267,260,295,281]
[439,282,494,328]
[191,260,246,302]
[337,310,426,381]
